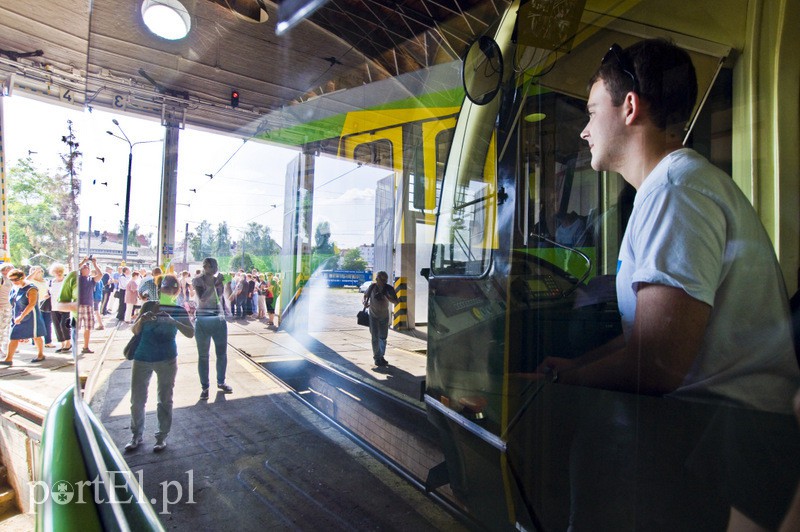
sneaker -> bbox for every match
[375,358,388,367]
[124,437,142,452]
[217,383,233,394]
[199,388,209,400]
[153,440,167,453]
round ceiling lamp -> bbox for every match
[141,0,191,40]
[524,113,547,123]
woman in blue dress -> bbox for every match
[0,269,46,366]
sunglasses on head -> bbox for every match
[602,43,638,94]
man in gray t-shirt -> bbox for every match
[192,257,232,399]
[539,38,799,414]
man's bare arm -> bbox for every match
[559,284,711,394]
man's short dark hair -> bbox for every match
[590,38,697,133]
[202,257,218,274]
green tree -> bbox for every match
[214,222,232,257]
[231,252,255,271]
[341,248,367,271]
[7,157,71,265]
[117,221,141,247]
[189,220,215,260]
[260,225,280,256]
[238,222,279,260]
[243,222,263,256]
[60,120,82,267]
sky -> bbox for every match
[2,95,391,250]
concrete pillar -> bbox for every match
[157,116,180,270]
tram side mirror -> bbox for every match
[420,268,430,280]
[463,36,503,105]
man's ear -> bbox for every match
[623,91,643,126]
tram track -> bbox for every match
[224,320,479,530]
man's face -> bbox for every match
[80,265,90,276]
[580,80,628,173]
[203,261,218,275]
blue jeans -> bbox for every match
[368,313,390,361]
[195,315,228,389]
[130,358,178,441]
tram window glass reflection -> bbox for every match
[434,128,454,211]
[354,139,393,167]
[521,91,610,278]
[431,131,497,276]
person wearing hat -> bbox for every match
[0,264,15,358]
[124,273,194,453]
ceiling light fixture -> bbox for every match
[141,0,191,41]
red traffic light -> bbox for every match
[231,90,240,108]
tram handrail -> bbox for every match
[37,384,165,532]
[36,321,164,531]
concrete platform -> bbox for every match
[0,310,461,530]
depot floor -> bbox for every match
[0,296,462,531]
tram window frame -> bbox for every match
[431,131,498,277]
[433,128,454,212]
[353,139,393,168]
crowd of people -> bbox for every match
[0,258,283,367]
[0,257,103,366]
[0,255,284,453]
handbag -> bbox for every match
[356,307,370,326]
[123,300,157,360]
[123,333,141,360]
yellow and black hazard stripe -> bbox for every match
[392,277,409,329]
